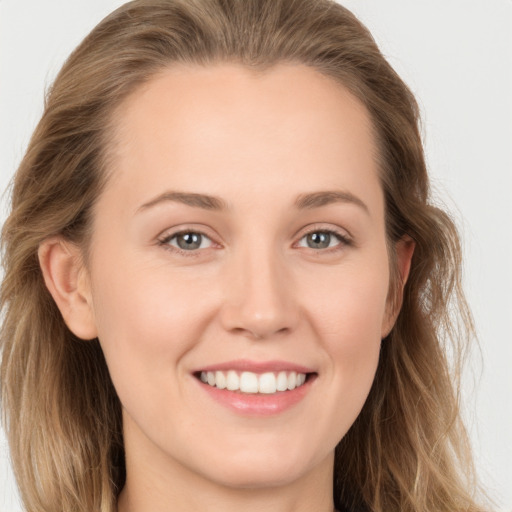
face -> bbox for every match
[80,64,396,489]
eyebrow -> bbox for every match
[137,189,369,215]
[294,190,369,214]
[137,191,228,213]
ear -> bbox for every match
[381,236,415,338]
[38,238,98,340]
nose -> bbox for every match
[219,246,299,340]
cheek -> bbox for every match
[95,273,202,335]
[300,254,389,407]
[88,257,213,399]
[304,255,390,346]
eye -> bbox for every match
[297,230,349,250]
[161,231,213,251]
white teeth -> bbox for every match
[287,371,297,390]
[199,370,308,394]
[276,371,288,391]
[215,371,226,389]
[258,372,277,394]
[226,370,239,391]
[240,372,259,393]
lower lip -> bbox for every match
[195,376,315,416]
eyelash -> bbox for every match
[158,229,217,257]
[296,227,352,253]
[157,226,352,256]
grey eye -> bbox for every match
[299,231,342,250]
[169,232,212,251]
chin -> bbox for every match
[200,463,306,490]
[189,443,329,490]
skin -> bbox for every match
[39,63,414,512]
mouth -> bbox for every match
[191,359,319,415]
[192,360,318,415]
[194,369,316,394]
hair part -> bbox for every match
[1,1,484,511]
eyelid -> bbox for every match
[155,223,353,256]
[294,224,353,250]
[157,225,222,255]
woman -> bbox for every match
[0,1,487,511]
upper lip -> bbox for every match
[193,359,316,374]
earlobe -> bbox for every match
[381,236,415,338]
[38,238,98,340]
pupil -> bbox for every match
[178,233,201,250]
[308,232,330,249]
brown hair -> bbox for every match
[1,1,484,511]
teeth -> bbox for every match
[240,372,259,393]
[199,370,308,394]
[287,372,297,390]
[258,372,276,394]
[276,371,288,391]
[215,371,226,390]
[226,370,239,391]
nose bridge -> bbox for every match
[220,235,298,339]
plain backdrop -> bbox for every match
[1,1,511,511]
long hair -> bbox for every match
[1,1,483,511]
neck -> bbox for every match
[118,476,335,512]
[117,418,335,512]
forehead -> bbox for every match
[105,63,382,215]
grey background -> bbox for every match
[1,1,511,510]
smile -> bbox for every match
[199,370,308,394]
[193,361,317,416]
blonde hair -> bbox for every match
[1,1,484,511]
